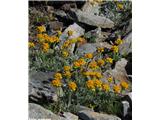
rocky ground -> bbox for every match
[29,1,132,120]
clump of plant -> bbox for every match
[29,25,131,115]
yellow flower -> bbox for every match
[84,53,93,59]
[54,73,62,80]
[42,42,49,52]
[68,30,74,36]
[106,57,113,64]
[37,33,44,40]
[77,37,85,42]
[64,66,71,71]
[95,72,102,78]
[29,42,35,48]
[120,81,129,89]
[117,3,124,10]
[111,45,119,53]
[94,79,102,88]
[62,40,71,48]
[62,51,69,57]
[57,30,62,37]
[73,61,81,68]
[86,80,95,91]
[63,71,72,78]
[52,79,62,87]
[89,61,98,69]
[115,38,123,45]
[102,83,110,92]
[37,25,46,33]
[68,82,77,91]
[97,47,104,53]
[97,59,105,66]
[113,85,121,93]
[78,58,86,66]
[107,77,113,82]
[70,38,77,43]
[50,36,59,43]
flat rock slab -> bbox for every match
[29,71,57,103]
[29,103,66,120]
[74,9,114,28]
[78,110,121,120]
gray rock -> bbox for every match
[48,21,63,31]
[119,33,132,56]
[29,71,58,103]
[55,9,114,28]
[122,101,130,117]
[78,110,121,120]
[74,9,114,28]
[29,103,65,120]
[111,58,128,82]
[63,112,78,120]
[76,42,111,56]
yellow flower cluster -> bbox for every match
[113,85,121,93]
[111,45,119,53]
[86,80,95,91]
[37,33,59,43]
[52,79,62,87]
[64,66,71,71]
[83,71,103,79]
[107,76,113,83]
[63,71,72,78]
[62,51,69,57]
[115,38,123,45]
[89,61,98,69]
[102,83,110,92]
[84,53,93,59]
[73,58,86,68]
[37,25,46,33]
[120,81,129,89]
[97,47,104,53]
[68,30,74,36]
[54,73,62,80]
[97,59,105,66]
[106,57,113,64]
[42,42,49,52]
[94,79,102,88]
[68,82,77,91]
[29,42,35,48]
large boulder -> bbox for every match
[78,110,121,120]
[29,71,57,103]
[29,103,66,120]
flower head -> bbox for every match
[63,71,72,78]
[94,79,102,88]
[54,73,62,80]
[42,42,49,52]
[84,53,93,59]
[64,66,71,71]
[29,42,35,48]
[89,61,98,69]
[115,38,123,45]
[86,80,95,91]
[52,79,62,87]
[97,59,105,66]
[106,57,113,64]
[73,61,81,68]
[120,81,129,89]
[107,76,113,82]
[62,51,69,57]
[57,30,62,37]
[37,25,46,33]
[97,47,104,53]
[111,45,119,53]
[113,85,121,93]
[95,72,103,79]
[102,83,110,92]
[68,82,77,91]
